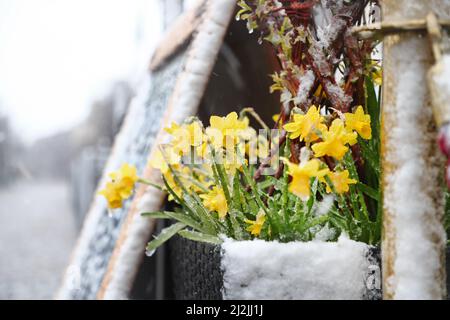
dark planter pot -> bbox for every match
[169,235,383,300]
[169,235,223,300]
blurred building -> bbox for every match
[0,115,12,184]
[0,115,23,185]
[25,131,73,180]
[20,81,133,227]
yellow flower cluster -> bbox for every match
[149,112,263,220]
[312,119,357,160]
[284,105,371,159]
[285,159,357,200]
[283,105,371,200]
[98,163,139,209]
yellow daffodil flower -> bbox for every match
[98,181,123,209]
[207,112,249,149]
[205,126,224,149]
[163,170,183,201]
[108,163,138,198]
[164,122,181,135]
[256,135,270,159]
[209,112,248,133]
[313,84,327,99]
[272,113,280,123]
[272,113,283,129]
[372,68,382,86]
[200,186,228,219]
[149,147,181,174]
[312,119,357,160]
[285,159,329,200]
[191,171,213,193]
[99,163,139,209]
[344,106,372,140]
[237,125,257,142]
[369,62,382,86]
[283,105,326,143]
[224,156,247,177]
[196,141,209,159]
[324,170,357,194]
[240,128,268,160]
[187,122,204,146]
[245,211,266,236]
[171,121,204,154]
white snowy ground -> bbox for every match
[0,179,77,299]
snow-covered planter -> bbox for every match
[170,236,381,300]
[221,237,381,300]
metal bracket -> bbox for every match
[351,15,450,40]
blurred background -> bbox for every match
[0,0,196,299]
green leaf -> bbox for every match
[183,193,217,234]
[357,182,380,201]
[305,214,329,230]
[243,190,260,215]
[258,178,276,190]
[141,210,210,235]
[365,76,380,139]
[162,175,196,217]
[359,139,380,176]
[137,178,163,191]
[209,147,232,205]
[306,178,319,216]
[146,222,186,254]
[281,140,290,230]
[178,229,223,245]
[141,211,170,219]
[237,148,269,215]
[329,212,348,231]
[264,194,282,239]
[232,172,245,212]
[229,212,246,240]
[162,173,214,235]
[343,152,370,222]
[165,161,218,232]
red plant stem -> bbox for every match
[251,0,371,182]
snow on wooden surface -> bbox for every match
[384,40,443,298]
[382,0,449,299]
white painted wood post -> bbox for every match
[381,0,449,300]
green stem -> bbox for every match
[138,178,163,191]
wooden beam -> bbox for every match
[150,0,206,71]
[381,0,448,300]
